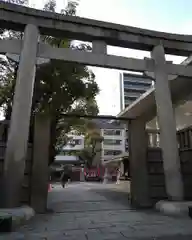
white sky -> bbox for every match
[28,0,192,115]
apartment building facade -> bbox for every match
[55,134,84,163]
[54,120,126,166]
[101,127,126,162]
[91,120,126,164]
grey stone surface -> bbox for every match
[0,206,35,230]
[128,118,151,207]
[1,182,192,239]
[1,1,192,56]
[2,23,39,208]
[30,113,51,213]
[151,45,183,201]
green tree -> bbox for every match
[0,0,100,163]
[0,0,28,117]
[78,121,103,168]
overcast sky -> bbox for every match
[28,0,192,115]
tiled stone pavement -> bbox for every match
[1,182,192,240]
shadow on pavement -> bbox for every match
[88,183,131,208]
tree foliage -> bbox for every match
[78,121,103,168]
[0,0,100,164]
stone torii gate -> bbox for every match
[1,2,192,208]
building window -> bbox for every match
[103,139,122,145]
[104,150,122,156]
[124,84,150,91]
[123,76,152,85]
[68,139,82,145]
[103,129,121,136]
[124,96,137,101]
[58,150,79,156]
[74,139,82,145]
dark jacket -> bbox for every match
[60,171,69,182]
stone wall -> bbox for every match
[0,115,51,211]
[0,120,34,206]
[128,126,192,208]
[147,147,166,205]
[0,141,33,205]
[180,149,192,200]
[147,144,192,204]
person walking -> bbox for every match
[116,168,121,185]
[60,170,69,188]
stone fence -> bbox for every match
[0,114,50,213]
[147,127,192,205]
[0,121,33,205]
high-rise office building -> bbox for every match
[119,72,153,111]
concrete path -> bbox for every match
[1,182,192,239]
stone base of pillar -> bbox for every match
[156,200,192,218]
[0,206,35,231]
